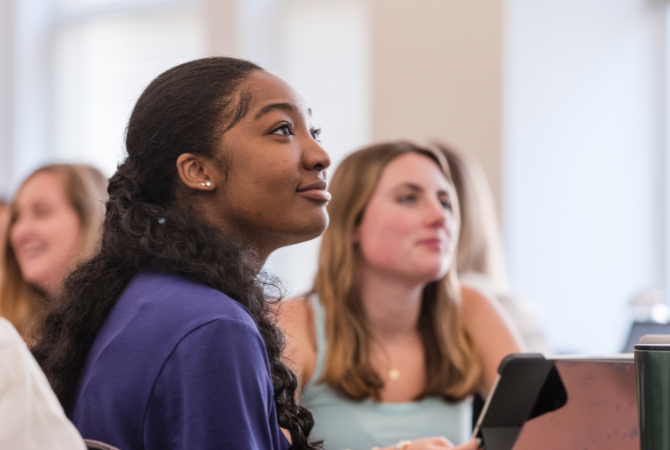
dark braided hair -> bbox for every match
[32,57,320,449]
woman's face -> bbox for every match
[205,71,331,255]
[10,172,81,293]
[356,153,459,284]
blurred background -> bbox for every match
[1,0,669,355]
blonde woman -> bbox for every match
[437,144,545,353]
[0,164,107,340]
[279,142,523,450]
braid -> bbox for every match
[33,57,320,449]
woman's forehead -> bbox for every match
[379,153,450,190]
[16,172,66,205]
[243,71,309,116]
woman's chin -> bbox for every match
[412,265,449,284]
[23,264,70,294]
[24,274,50,294]
[274,216,328,249]
[299,212,329,240]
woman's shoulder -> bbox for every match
[276,296,317,386]
[277,296,315,345]
[460,284,521,339]
[89,270,262,361]
[124,270,254,326]
[277,295,312,323]
[78,272,265,405]
[460,284,509,319]
[459,284,525,395]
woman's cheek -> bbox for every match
[48,211,81,261]
[360,215,416,268]
[362,238,401,269]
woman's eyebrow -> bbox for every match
[394,183,450,195]
[254,102,299,121]
[394,183,423,192]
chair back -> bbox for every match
[84,439,121,450]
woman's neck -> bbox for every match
[359,266,424,343]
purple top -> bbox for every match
[71,271,290,450]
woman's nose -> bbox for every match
[11,214,40,240]
[10,219,29,246]
[425,199,447,228]
[302,136,331,173]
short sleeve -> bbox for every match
[143,318,290,450]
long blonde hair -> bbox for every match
[437,144,509,292]
[313,141,482,402]
[0,164,108,338]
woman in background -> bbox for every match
[0,164,107,340]
[437,144,545,353]
[280,142,522,450]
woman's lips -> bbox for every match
[297,180,331,202]
[18,241,47,260]
[298,189,332,202]
[417,238,443,249]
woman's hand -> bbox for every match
[394,437,480,450]
[406,437,453,449]
[453,439,481,450]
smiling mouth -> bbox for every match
[19,241,47,260]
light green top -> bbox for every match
[300,296,472,450]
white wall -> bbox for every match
[0,0,12,199]
[369,0,504,214]
[505,0,667,354]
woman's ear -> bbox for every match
[176,153,216,191]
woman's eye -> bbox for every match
[311,128,322,141]
[440,199,452,210]
[33,205,53,218]
[271,124,293,136]
[398,195,416,204]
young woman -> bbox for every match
[0,164,107,340]
[279,142,523,450]
[33,57,329,450]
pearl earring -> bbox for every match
[201,181,212,188]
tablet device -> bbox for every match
[473,353,638,450]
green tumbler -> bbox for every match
[635,343,670,450]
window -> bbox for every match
[7,0,370,297]
[52,0,207,175]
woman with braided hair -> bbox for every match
[32,57,330,450]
